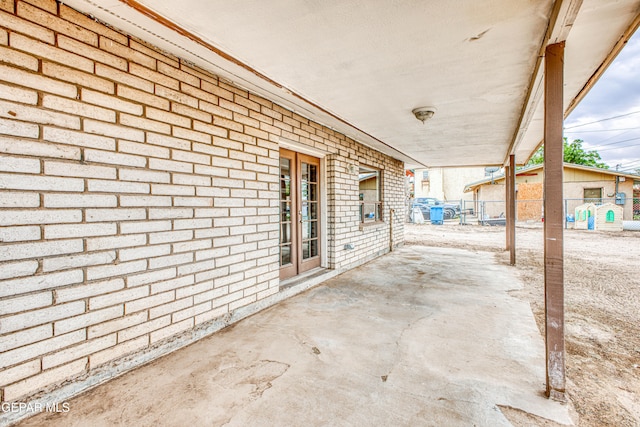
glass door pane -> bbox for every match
[300,162,319,260]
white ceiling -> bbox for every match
[64,0,640,168]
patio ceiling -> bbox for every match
[64,0,640,168]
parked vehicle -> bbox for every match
[412,197,460,220]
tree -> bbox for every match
[527,138,609,169]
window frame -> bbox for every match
[358,165,383,224]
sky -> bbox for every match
[563,29,640,174]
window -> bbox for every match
[359,166,382,223]
[422,170,429,180]
[606,210,615,222]
[584,188,602,204]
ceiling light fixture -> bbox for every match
[412,106,437,124]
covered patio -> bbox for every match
[20,245,571,426]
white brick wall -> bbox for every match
[0,0,405,404]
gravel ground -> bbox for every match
[405,222,640,426]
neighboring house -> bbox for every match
[463,163,637,221]
[413,167,486,202]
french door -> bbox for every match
[279,149,321,280]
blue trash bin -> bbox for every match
[587,216,595,230]
[430,206,444,225]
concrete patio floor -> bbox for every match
[20,246,572,426]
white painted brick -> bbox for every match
[195,306,229,325]
[88,311,146,339]
[0,192,39,208]
[54,305,123,337]
[146,107,190,128]
[0,63,77,99]
[120,195,171,207]
[0,301,85,335]
[173,196,212,207]
[148,208,193,220]
[151,184,195,196]
[172,149,209,165]
[86,259,147,281]
[45,127,115,151]
[45,223,117,239]
[58,35,126,70]
[124,291,174,315]
[173,218,212,230]
[175,280,213,300]
[84,119,144,142]
[172,301,211,323]
[0,324,51,355]
[0,154,40,173]
[0,44,39,70]
[172,173,211,187]
[0,291,52,316]
[127,267,177,288]
[55,278,124,304]
[88,179,150,194]
[0,260,38,281]
[43,251,116,273]
[118,316,170,343]
[81,89,143,115]
[0,240,83,263]
[119,168,170,184]
[0,174,84,191]
[99,38,156,70]
[45,160,115,179]
[149,275,194,295]
[195,266,228,283]
[195,247,229,262]
[149,318,193,343]
[0,359,40,387]
[176,259,216,277]
[213,272,243,288]
[149,158,192,174]
[212,290,243,308]
[86,234,146,252]
[192,286,228,305]
[0,225,40,242]
[148,252,193,270]
[149,230,193,245]
[89,285,149,310]
[119,140,169,159]
[0,209,80,226]
[42,62,114,94]
[0,100,80,129]
[173,239,211,254]
[43,334,116,370]
[120,113,170,135]
[42,95,115,122]
[195,186,229,198]
[119,244,170,262]
[3,358,86,401]
[85,148,146,168]
[194,164,228,177]
[0,116,39,138]
[146,132,190,151]
[95,63,153,93]
[89,335,148,368]
[0,81,38,104]
[118,85,169,111]
[86,208,146,223]
[0,136,80,160]
[229,294,256,311]
[120,220,171,234]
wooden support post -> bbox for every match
[505,164,511,251]
[544,41,566,401]
[508,154,516,265]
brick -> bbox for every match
[150,318,193,343]
[173,218,212,230]
[85,148,146,168]
[0,225,40,242]
[18,2,97,45]
[119,244,170,262]
[86,234,146,252]
[0,330,85,369]
[45,160,115,179]
[212,116,243,132]
[120,195,171,207]
[148,252,193,270]
[88,179,149,194]
[149,230,193,245]
[172,173,210,186]
[44,194,117,208]
[124,291,174,316]
[158,62,199,86]
[131,40,178,66]
[199,100,231,119]
[176,280,213,299]
[0,9,54,43]
[172,149,209,165]
[60,5,128,45]
[119,167,170,184]
[118,85,169,111]
[121,113,171,134]
[45,223,117,239]
[0,240,83,263]
[43,251,116,273]
[0,154,40,173]
[43,334,116,369]
[10,32,93,72]
[193,164,228,177]
[180,83,218,105]
[54,305,123,336]
[119,140,169,159]
[89,335,147,368]
[149,158,192,173]
[146,107,190,128]
[86,259,147,281]
[149,275,194,295]
[89,285,149,310]
[100,37,156,69]
[195,306,228,325]
[88,311,146,339]
[151,183,195,196]
[127,267,176,288]
[0,138,81,162]
[201,80,233,101]
[84,119,145,142]
[146,132,190,150]
[0,100,80,129]
[148,208,193,220]
[43,127,116,151]
[195,247,228,262]
[3,359,86,401]
[172,301,210,323]
[0,260,38,281]
[82,89,143,115]
[42,95,116,122]
[0,301,85,334]
[129,62,176,89]
[174,196,212,207]
[86,208,146,223]
[0,64,77,98]
[55,278,124,303]
[0,28,5,45]
[0,81,38,104]
[0,359,40,387]
[58,35,126,70]
[0,291,52,316]
[171,102,211,123]
[120,220,171,235]
[155,85,197,108]
[95,63,154,92]
[172,126,211,144]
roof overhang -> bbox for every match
[62,0,640,168]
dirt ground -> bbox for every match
[405,222,640,426]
